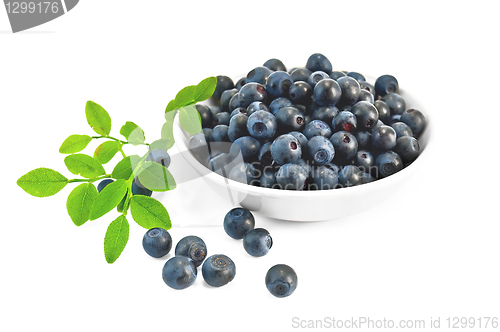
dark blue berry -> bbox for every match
[162,256,197,290]
[288,81,312,104]
[400,109,426,134]
[371,125,397,150]
[351,101,379,131]
[142,228,172,258]
[202,128,213,142]
[394,136,420,162]
[239,82,267,108]
[247,101,269,116]
[310,166,339,190]
[269,97,294,115]
[382,92,406,115]
[228,162,259,185]
[132,177,152,196]
[336,76,361,106]
[303,120,332,139]
[354,131,371,150]
[260,168,280,189]
[290,68,312,82]
[332,110,357,133]
[307,71,330,87]
[375,74,399,98]
[275,106,305,133]
[146,149,171,168]
[243,228,272,257]
[338,165,363,187]
[357,89,374,104]
[220,88,238,112]
[228,113,249,142]
[247,110,277,140]
[355,150,374,174]
[263,58,286,71]
[346,71,365,82]
[230,136,261,162]
[212,124,230,142]
[235,77,247,90]
[276,163,308,190]
[306,53,332,74]
[306,136,335,165]
[271,134,302,165]
[374,100,391,124]
[259,142,275,167]
[288,131,309,150]
[391,122,413,138]
[359,81,376,97]
[312,106,339,125]
[246,66,272,85]
[202,254,236,287]
[223,207,255,239]
[313,78,342,106]
[97,179,114,193]
[230,107,247,118]
[375,151,403,178]
[213,75,235,101]
[175,235,207,267]
[266,71,293,99]
[329,71,347,80]
[265,264,298,298]
[214,112,230,126]
[329,131,358,162]
[195,104,213,128]
[228,93,241,112]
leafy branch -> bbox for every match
[16,77,217,264]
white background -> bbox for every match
[1,1,499,331]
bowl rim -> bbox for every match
[173,73,432,198]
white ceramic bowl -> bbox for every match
[173,75,431,222]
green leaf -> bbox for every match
[111,155,141,180]
[129,195,172,230]
[104,215,129,264]
[149,139,174,152]
[175,85,196,106]
[116,193,127,213]
[66,183,98,226]
[89,179,129,220]
[179,105,202,135]
[85,101,112,136]
[94,141,120,164]
[165,99,179,113]
[64,154,106,178]
[193,76,217,102]
[137,161,176,192]
[17,168,68,197]
[120,122,145,145]
[59,135,92,154]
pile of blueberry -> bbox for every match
[189,53,426,190]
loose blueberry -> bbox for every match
[230,136,261,162]
[269,97,294,115]
[306,53,332,74]
[375,151,403,178]
[310,165,339,190]
[375,74,399,98]
[374,100,391,124]
[329,131,358,162]
[213,75,235,101]
[263,58,287,72]
[351,101,379,131]
[275,106,305,133]
[400,109,426,134]
[332,110,357,133]
[265,264,298,298]
[243,228,273,257]
[246,66,272,85]
[162,256,197,290]
[247,101,269,116]
[271,134,302,165]
[247,110,277,140]
[382,92,406,115]
[290,68,313,82]
[394,136,420,162]
[336,76,361,106]
[313,78,342,106]
[202,254,236,287]
[212,124,230,142]
[97,179,114,193]
[276,163,308,190]
[228,113,249,142]
[175,235,207,267]
[239,82,268,108]
[266,71,294,99]
[371,125,397,150]
[338,165,363,187]
[142,228,172,258]
[391,122,413,138]
[346,71,365,82]
[132,177,152,196]
[307,71,330,87]
[223,207,255,239]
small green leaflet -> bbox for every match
[85,101,112,136]
[64,154,106,178]
[149,139,174,152]
[89,179,128,220]
[111,155,141,180]
[104,215,129,264]
[66,183,98,226]
[120,122,145,145]
[161,110,177,146]
[193,76,217,102]
[179,105,202,135]
[137,161,176,191]
[116,193,127,213]
[94,141,120,164]
[129,195,172,230]
[59,135,92,154]
[17,168,67,197]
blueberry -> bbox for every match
[228,92,242,112]
[260,168,280,189]
[162,256,197,290]
[288,81,312,104]
[209,106,222,119]
[246,66,272,85]
[97,179,114,193]
[371,120,384,134]
[247,101,269,116]
[307,71,330,87]
[360,172,375,184]
[228,162,259,185]
[265,264,298,298]
[212,124,230,142]
[263,58,287,72]
[202,254,236,287]
[223,207,255,239]
[346,71,365,82]
[357,89,375,104]
[375,151,403,178]
[288,131,309,150]
[243,228,272,257]
[359,81,376,96]
[175,235,207,267]
[336,76,361,106]
[239,82,268,108]
[332,111,357,133]
[195,104,213,128]
[142,228,172,258]
[371,125,397,150]
[310,165,339,190]
[355,150,375,174]
[306,53,332,74]
[214,112,231,126]
[228,113,249,142]
[303,120,331,140]
[290,68,312,82]
[147,149,171,168]
[391,122,413,138]
[230,136,261,162]
[324,162,341,175]
[266,71,294,99]
[132,177,152,196]
[293,158,312,177]
[338,165,363,187]
[329,131,358,162]
[400,109,426,134]
[374,100,391,124]
[394,136,420,162]
[329,70,347,80]
[312,105,339,126]
[388,114,402,125]
[230,107,247,118]
[306,136,335,165]
[247,110,277,140]
[259,142,275,167]
[276,163,308,190]
[213,75,235,101]
[313,78,342,106]
[269,97,294,115]
[375,74,399,98]
[235,77,247,90]
[202,128,213,142]
[271,134,302,165]
[275,106,305,133]
[351,101,379,131]
[382,92,406,115]
[220,88,238,112]
[354,131,372,150]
